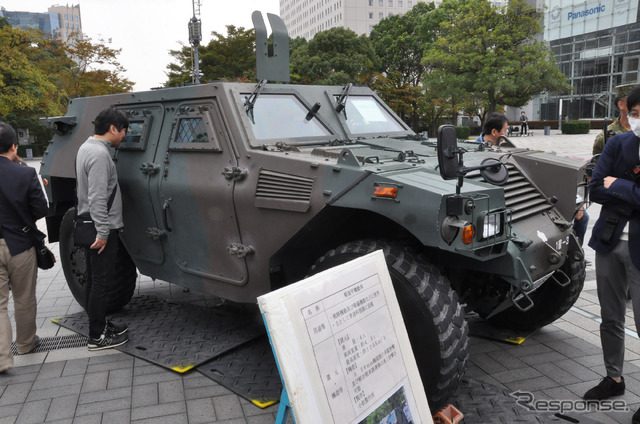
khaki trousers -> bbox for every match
[0,238,38,371]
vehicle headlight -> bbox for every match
[482,212,502,239]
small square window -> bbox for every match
[379,12,383,18]
[388,0,393,6]
[369,12,373,18]
[398,0,403,6]
[369,0,373,5]
[378,0,383,5]
[408,0,412,6]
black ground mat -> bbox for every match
[197,336,282,408]
[449,378,603,423]
[53,295,266,373]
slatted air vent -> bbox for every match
[466,163,552,222]
[255,169,314,212]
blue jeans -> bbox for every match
[573,209,589,246]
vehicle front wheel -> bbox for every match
[59,207,137,312]
[310,240,469,410]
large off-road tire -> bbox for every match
[59,207,137,312]
[487,250,585,331]
[310,240,469,410]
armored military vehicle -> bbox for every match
[38,13,587,409]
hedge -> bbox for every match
[455,126,471,140]
[17,144,45,158]
[561,121,590,134]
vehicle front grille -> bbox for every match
[255,169,314,212]
[466,163,553,222]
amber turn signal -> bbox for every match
[373,186,398,198]
[462,224,474,244]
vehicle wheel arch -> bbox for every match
[268,205,424,291]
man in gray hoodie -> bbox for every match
[76,107,129,350]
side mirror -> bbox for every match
[437,125,459,180]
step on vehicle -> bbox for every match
[39,12,588,409]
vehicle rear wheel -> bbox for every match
[59,207,137,312]
[310,240,469,410]
[487,250,585,331]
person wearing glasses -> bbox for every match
[0,122,48,373]
[583,85,640,424]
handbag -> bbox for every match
[73,213,97,246]
[73,185,118,246]
[22,226,56,270]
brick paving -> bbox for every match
[2,130,637,423]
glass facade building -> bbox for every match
[540,0,640,120]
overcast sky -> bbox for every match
[0,0,281,90]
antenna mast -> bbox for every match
[188,0,202,84]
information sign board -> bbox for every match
[258,250,432,424]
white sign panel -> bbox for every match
[544,0,638,41]
[258,250,432,424]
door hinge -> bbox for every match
[146,227,168,240]
[222,166,248,181]
[227,243,254,258]
[140,163,160,175]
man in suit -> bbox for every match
[583,86,640,424]
[0,122,48,373]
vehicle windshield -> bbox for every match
[249,94,332,141]
[339,96,406,134]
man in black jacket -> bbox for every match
[583,86,640,424]
[0,122,48,373]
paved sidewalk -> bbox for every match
[3,129,637,423]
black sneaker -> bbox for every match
[583,376,625,400]
[633,408,640,424]
[88,329,128,351]
[106,321,128,336]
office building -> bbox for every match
[281,0,508,40]
[0,4,82,44]
[538,0,640,120]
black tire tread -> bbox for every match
[310,240,469,409]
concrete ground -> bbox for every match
[1,129,636,423]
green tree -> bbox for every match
[424,0,570,117]
[369,3,439,131]
[165,25,256,86]
[64,34,133,98]
[0,26,68,129]
[290,27,379,85]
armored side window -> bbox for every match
[118,109,154,151]
[175,118,208,143]
[247,94,332,143]
[122,121,144,144]
[169,103,223,152]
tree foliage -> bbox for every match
[290,27,379,85]
[64,34,133,97]
[0,22,132,143]
[424,0,570,117]
[165,25,255,87]
[0,26,68,125]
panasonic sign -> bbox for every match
[544,0,638,41]
[567,4,606,20]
